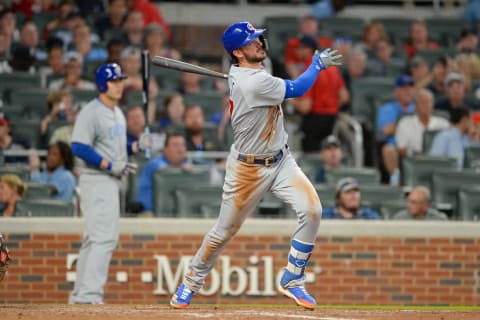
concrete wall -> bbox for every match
[1,218,478,305]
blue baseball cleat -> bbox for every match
[170,283,195,309]
[278,268,316,310]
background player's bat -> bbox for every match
[152,56,228,79]
[141,50,151,159]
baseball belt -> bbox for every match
[237,149,284,167]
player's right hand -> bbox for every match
[313,48,343,70]
[109,161,138,176]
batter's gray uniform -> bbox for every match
[69,98,127,304]
[184,66,322,292]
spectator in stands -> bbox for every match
[18,21,47,61]
[0,8,19,48]
[48,52,96,92]
[120,10,144,47]
[144,23,180,61]
[456,27,479,55]
[0,117,29,163]
[178,68,202,95]
[184,104,224,161]
[51,9,87,51]
[136,132,191,213]
[356,21,387,52]
[71,24,107,65]
[426,56,453,96]
[44,0,76,39]
[127,0,171,40]
[377,75,415,185]
[95,0,127,41]
[395,89,449,157]
[0,174,26,217]
[40,90,73,137]
[462,0,480,30]
[105,37,125,65]
[74,0,104,17]
[332,36,353,63]
[409,55,432,94]
[126,105,164,153]
[392,186,447,220]
[30,141,76,201]
[119,46,159,118]
[315,135,343,183]
[12,0,56,22]
[291,34,349,152]
[369,38,405,77]
[310,0,347,20]
[9,44,35,73]
[284,15,332,79]
[429,107,480,169]
[158,92,185,130]
[49,101,85,146]
[322,177,382,220]
[341,48,368,106]
[435,72,479,112]
[0,31,12,73]
[403,20,440,59]
[39,37,65,88]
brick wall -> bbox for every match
[1,219,479,306]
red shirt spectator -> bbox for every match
[127,0,171,40]
[303,66,346,115]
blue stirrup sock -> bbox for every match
[286,239,314,276]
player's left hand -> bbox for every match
[138,132,152,151]
[314,48,343,70]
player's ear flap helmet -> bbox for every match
[222,21,266,54]
[95,63,127,93]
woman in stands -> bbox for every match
[0,174,26,217]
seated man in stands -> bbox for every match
[315,135,343,183]
[392,186,447,220]
[0,174,26,217]
[322,177,382,220]
[135,132,191,213]
[126,105,164,153]
[434,72,479,113]
[0,117,29,163]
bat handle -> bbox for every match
[143,126,151,159]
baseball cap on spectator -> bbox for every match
[320,135,340,150]
[444,72,463,88]
[395,75,414,87]
[336,177,359,197]
[0,117,9,127]
[298,34,318,51]
[63,51,83,65]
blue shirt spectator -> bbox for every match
[322,206,381,219]
[136,133,190,212]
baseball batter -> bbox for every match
[69,63,149,304]
[170,21,342,310]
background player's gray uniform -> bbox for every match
[184,66,322,291]
[69,98,127,304]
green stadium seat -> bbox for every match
[425,17,467,48]
[401,155,457,189]
[200,203,222,218]
[263,16,299,63]
[153,67,181,91]
[315,183,337,208]
[0,72,42,100]
[15,199,75,217]
[324,167,381,185]
[152,168,210,216]
[184,91,223,119]
[9,119,42,149]
[464,147,480,169]
[0,165,30,181]
[24,182,51,199]
[71,89,97,105]
[431,169,480,219]
[372,17,413,46]
[379,199,407,220]
[9,88,49,118]
[318,16,365,39]
[414,48,456,68]
[0,104,26,120]
[422,129,442,154]
[297,153,323,173]
[457,187,480,221]
[174,185,223,218]
[31,11,56,34]
[360,184,404,213]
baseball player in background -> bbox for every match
[68,63,150,304]
[170,21,342,310]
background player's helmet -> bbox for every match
[95,63,127,93]
[222,21,266,54]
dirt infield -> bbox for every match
[1,304,479,320]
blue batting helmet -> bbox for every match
[222,21,265,54]
[95,63,127,93]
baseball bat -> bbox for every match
[141,50,151,159]
[152,56,228,79]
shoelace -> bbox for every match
[180,288,192,299]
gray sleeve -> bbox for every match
[245,72,285,107]
[71,106,96,146]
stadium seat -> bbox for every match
[183,91,223,119]
[457,187,480,221]
[200,203,221,218]
[0,72,42,100]
[263,16,299,63]
[360,184,404,213]
[317,16,365,39]
[15,199,75,217]
[464,146,480,169]
[379,199,407,220]
[25,182,51,199]
[371,17,413,46]
[9,88,49,118]
[425,16,467,48]
[174,185,223,218]
[0,165,30,181]
[315,183,337,208]
[422,129,442,154]
[9,119,42,149]
[401,155,457,189]
[152,167,210,216]
[324,167,381,185]
[414,48,456,68]
[123,90,143,108]
[431,169,480,219]
[153,67,182,91]
[71,89,97,105]
[31,11,56,34]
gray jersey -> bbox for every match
[72,98,127,175]
[228,65,287,155]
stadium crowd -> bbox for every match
[0,0,479,220]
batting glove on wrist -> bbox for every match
[108,161,138,176]
[138,132,152,151]
[313,48,343,71]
